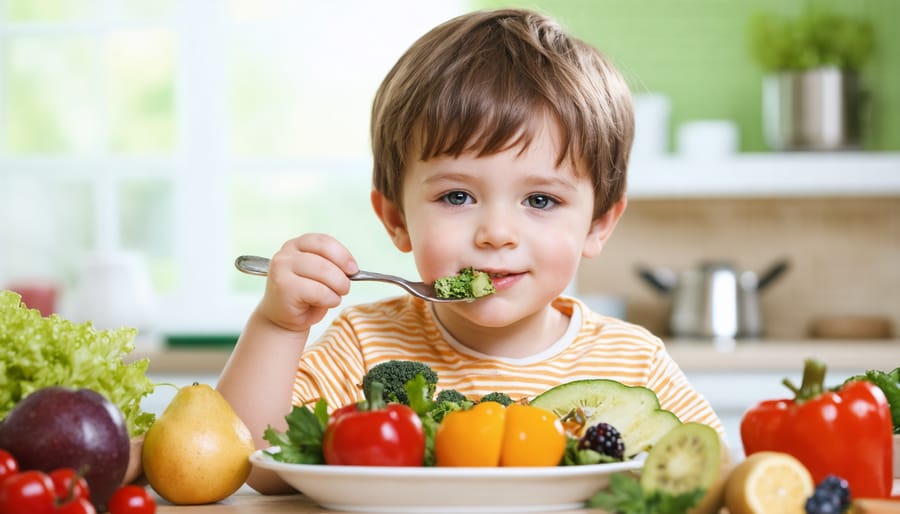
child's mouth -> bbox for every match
[486,271,523,290]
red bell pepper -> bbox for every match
[322,382,425,466]
[740,359,893,499]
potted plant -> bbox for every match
[748,10,874,151]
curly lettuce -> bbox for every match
[0,290,155,436]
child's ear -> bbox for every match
[371,189,412,252]
[582,198,627,258]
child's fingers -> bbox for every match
[260,256,345,331]
[281,233,359,276]
[259,234,359,331]
[283,251,352,300]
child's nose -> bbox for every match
[474,213,519,249]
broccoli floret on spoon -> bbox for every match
[434,267,496,299]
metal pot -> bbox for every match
[763,67,863,151]
[637,259,789,340]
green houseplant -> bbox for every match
[747,11,875,151]
[748,11,874,72]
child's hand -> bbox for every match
[257,233,359,333]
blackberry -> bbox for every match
[578,422,624,460]
[805,474,851,514]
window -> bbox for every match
[0,0,467,341]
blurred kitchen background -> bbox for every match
[1,1,898,452]
[6,0,897,343]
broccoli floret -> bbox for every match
[434,267,496,299]
[362,360,438,405]
[429,389,475,425]
[479,391,514,406]
[430,399,472,425]
[435,389,468,404]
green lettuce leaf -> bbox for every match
[0,290,155,436]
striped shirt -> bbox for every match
[293,295,724,437]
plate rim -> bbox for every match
[250,446,645,477]
[250,447,644,513]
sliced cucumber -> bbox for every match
[530,379,681,457]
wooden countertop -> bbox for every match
[154,491,604,513]
[132,339,900,376]
[154,485,900,513]
[155,493,329,514]
[154,481,900,513]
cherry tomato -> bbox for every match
[56,497,97,514]
[0,470,56,514]
[49,468,90,505]
[0,449,19,484]
[107,485,156,514]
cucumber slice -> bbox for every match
[530,379,681,457]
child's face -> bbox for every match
[373,114,623,327]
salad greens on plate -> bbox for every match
[0,290,156,436]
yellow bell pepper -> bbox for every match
[500,403,567,466]
[434,401,566,467]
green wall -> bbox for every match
[474,0,899,151]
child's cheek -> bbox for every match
[411,230,463,283]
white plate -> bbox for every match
[250,447,643,513]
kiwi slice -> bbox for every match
[640,422,721,497]
[530,379,681,457]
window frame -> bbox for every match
[0,0,468,337]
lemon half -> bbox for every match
[725,451,814,514]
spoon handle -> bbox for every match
[234,255,271,276]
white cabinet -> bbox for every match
[686,371,802,460]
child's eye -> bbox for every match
[525,194,557,210]
[442,191,472,206]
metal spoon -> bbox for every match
[234,255,470,303]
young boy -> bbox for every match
[217,8,724,493]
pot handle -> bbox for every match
[636,266,675,293]
[757,258,790,291]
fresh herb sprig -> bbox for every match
[263,399,330,464]
[589,473,704,514]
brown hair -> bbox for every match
[371,8,633,218]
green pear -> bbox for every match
[142,382,255,504]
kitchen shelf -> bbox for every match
[627,152,900,198]
[665,339,900,373]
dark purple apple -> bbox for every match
[0,386,130,512]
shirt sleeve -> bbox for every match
[645,344,727,440]
[292,310,368,410]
